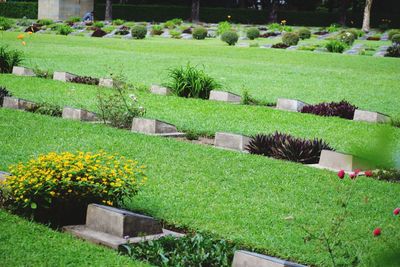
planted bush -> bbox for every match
[0,16,13,30]
[37,18,53,26]
[56,24,73,35]
[0,151,147,226]
[93,21,104,28]
[246,27,260,40]
[392,34,400,45]
[66,16,81,24]
[385,44,400,58]
[192,27,207,40]
[151,25,163,35]
[131,25,147,39]
[0,45,24,74]
[217,21,232,35]
[246,132,333,164]
[388,29,400,41]
[282,32,299,46]
[301,100,357,120]
[0,86,12,106]
[71,75,99,85]
[167,64,220,99]
[297,28,311,40]
[113,19,124,26]
[326,40,347,53]
[26,102,62,117]
[221,31,239,46]
[337,31,355,45]
[121,233,236,267]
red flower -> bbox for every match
[373,228,381,236]
[394,208,400,216]
[365,170,373,177]
[354,169,361,175]
[338,170,345,179]
[350,173,357,179]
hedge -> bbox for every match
[0,2,37,19]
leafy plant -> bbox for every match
[192,27,207,40]
[37,18,53,26]
[97,77,145,129]
[388,29,400,41]
[246,132,333,164]
[93,21,104,28]
[282,32,299,46]
[301,100,357,120]
[66,16,81,24]
[121,232,236,267]
[337,31,356,45]
[17,17,32,27]
[297,28,311,40]
[0,86,12,106]
[372,169,400,183]
[26,102,62,117]
[164,18,182,29]
[70,75,99,86]
[0,45,24,74]
[267,23,281,32]
[385,44,400,58]
[1,151,147,226]
[56,24,73,35]
[170,29,182,39]
[326,40,347,53]
[33,66,53,79]
[0,16,14,30]
[391,34,400,45]
[113,19,125,26]
[217,21,232,35]
[151,25,163,35]
[346,28,363,38]
[327,23,340,33]
[131,25,147,39]
[166,64,220,99]
[246,27,260,40]
[221,31,238,46]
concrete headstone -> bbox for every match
[214,132,250,152]
[209,90,242,104]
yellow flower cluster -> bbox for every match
[2,151,147,210]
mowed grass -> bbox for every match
[1,31,400,117]
[0,109,399,266]
[2,75,400,155]
[0,209,148,266]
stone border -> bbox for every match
[232,250,307,267]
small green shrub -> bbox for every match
[171,18,183,25]
[164,18,182,29]
[346,28,363,38]
[33,66,53,79]
[392,34,400,45]
[102,25,116,33]
[373,169,400,183]
[337,31,355,45]
[388,29,400,41]
[192,26,207,40]
[282,32,299,46]
[131,25,147,39]
[281,25,293,32]
[267,23,281,31]
[26,102,62,117]
[167,64,220,99]
[66,16,81,23]
[0,46,24,74]
[0,16,13,31]
[93,21,104,28]
[113,19,125,26]
[37,19,53,26]
[221,31,238,46]
[17,17,32,27]
[385,44,400,58]
[170,29,182,39]
[246,27,260,40]
[217,21,232,36]
[327,23,340,33]
[56,24,73,35]
[121,233,236,267]
[297,28,311,40]
[151,25,163,35]
[326,40,347,53]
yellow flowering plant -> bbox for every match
[0,151,147,225]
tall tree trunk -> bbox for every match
[362,0,373,32]
[105,0,113,21]
[191,0,200,23]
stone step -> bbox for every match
[232,250,307,267]
[214,132,250,152]
[209,90,242,104]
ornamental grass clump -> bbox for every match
[301,100,358,120]
[246,132,333,164]
[0,151,147,226]
[167,64,220,99]
[0,45,24,73]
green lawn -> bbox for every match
[0,109,399,266]
[1,31,399,117]
[0,209,148,266]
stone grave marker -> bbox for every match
[150,85,171,96]
[353,109,391,123]
[131,118,184,137]
[276,98,307,112]
[2,97,37,110]
[209,90,242,104]
[0,171,10,183]
[53,71,78,82]
[318,150,370,172]
[62,107,98,121]
[99,78,113,88]
[232,250,306,267]
[12,66,36,77]
[214,132,250,152]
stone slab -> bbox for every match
[62,107,98,121]
[12,66,36,77]
[236,43,250,48]
[150,85,171,96]
[131,118,184,137]
[353,109,391,123]
[276,98,307,112]
[0,171,10,183]
[86,204,163,238]
[64,225,183,249]
[232,250,306,267]
[214,132,250,152]
[318,150,370,172]
[260,44,273,49]
[209,90,242,104]
[99,78,113,88]
[2,97,37,110]
[53,71,78,82]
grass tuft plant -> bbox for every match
[0,45,24,74]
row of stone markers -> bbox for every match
[1,93,372,174]
[12,66,114,88]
